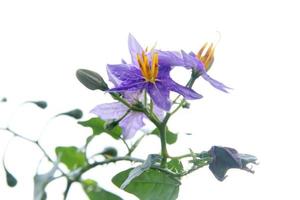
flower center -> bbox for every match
[136,51,159,83]
[196,43,215,71]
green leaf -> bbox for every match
[167,159,184,174]
[151,127,178,145]
[82,179,122,200]
[58,109,83,119]
[120,154,161,189]
[34,165,58,200]
[55,146,87,171]
[78,117,122,139]
[4,166,17,187]
[112,168,180,200]
[76,69,108,91]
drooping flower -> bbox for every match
[208,146,258,181]
[181,43,231,92]
[107,34,202,111]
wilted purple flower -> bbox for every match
[181,43,231,92]
[209,146,257,181]
[107,34,202,111]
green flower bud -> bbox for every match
[76,69,108,91]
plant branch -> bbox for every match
[80,156,144,174]
[126,131,149,156]
[120,137,131,153]
[63,179,73,200]
[1,127,67,176]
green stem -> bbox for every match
[169,74,198,117]
[169,153,192,160]
[158,123,168,168]
[111,93,131,108]
[80,156,144,174]
[2,127,67,176]
[63,179,73,200]
[126,131,149,156]
[120,138,131,153]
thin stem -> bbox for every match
[117,109,131,122]
[111,93,131,108]
[149,100,154,116]
[169,153,193,160]
[80,156,144,174]
[168,74,198,117]
[6,127,36,143]
[126,131,149,156]
[63,179,73,200]
[2,127,67,176]
[177,164,208,177]
[120,138,131,153]
[143,90,147,106]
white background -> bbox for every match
[0,0,299,199]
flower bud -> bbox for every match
[101,147,118,157]
[76,69,108,91]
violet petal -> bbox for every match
[90,102,128,120]
[168,79,203,100]
[128,33,143,66]
[119,112,145,139]
[147,82,171,111]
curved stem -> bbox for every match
[1,127,67,176]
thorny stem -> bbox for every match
[80,156,144,174]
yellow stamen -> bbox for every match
[197,42,208,59]
[137,51,159,83]
[151,53,159,81]
[137,54,148,79]
[204,44,215,68]
[196,42,215,71]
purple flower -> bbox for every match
[181,43,231,92]
[91,102,143,139]
[107,34,202,111]
[91,65,164,139]
[209,146,257,181]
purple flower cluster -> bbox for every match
[92,34,229,139]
